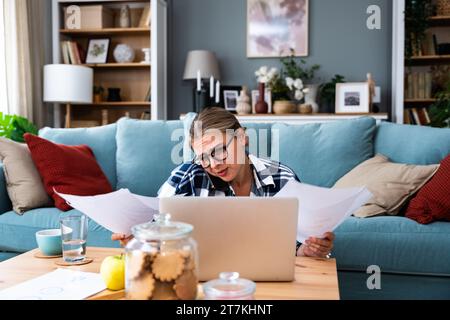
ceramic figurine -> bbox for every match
[236,86,252,115]
[367,73,376,109]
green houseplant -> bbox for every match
[405,0,433,60]
[429,81,450,128]
[319,75,346,113]
[0,112,38,143]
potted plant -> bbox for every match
[0,112,38,143]
[430,80,450,128]
[405,0,433,60]
[255,49,321,114]
[319,75,346,113]
[93,85,105,103]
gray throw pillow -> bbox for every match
[0,137,52,214]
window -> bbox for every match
[0,0,8,113]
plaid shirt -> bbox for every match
[158,154,300,197]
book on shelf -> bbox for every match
[61,41,83,65]
[61,41,70,64]
[404,110,411,124]
[101,110,109,126]
[405,72,433,100]
[422,32,436,56]
[138,5,151,27]
[407,107,431,126]
[422,108,431,125]
[144,86,151,102]
[410,108,421,125]
[140,111,150,120]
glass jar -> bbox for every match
[203,272,256,300]
[125,213,198,300]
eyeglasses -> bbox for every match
[192,134,235,168]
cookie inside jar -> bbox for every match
[125,214,199,300]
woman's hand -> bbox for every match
[111,233,133,247]
[297,232,335,258]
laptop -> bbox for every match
[159,197,299,282]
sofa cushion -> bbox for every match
[406,154,450,224]
[0,208,118,253]
[0,163,12,214]
[334,216,450,276]
[39,124,117,188]
[24,134,113,211]
[0,138,51,214]
[375,122,450,165]
[272,117,376,187]
[116,118,184,196]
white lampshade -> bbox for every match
[43,64,93,104]
[183,50,220,80]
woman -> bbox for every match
[113,107,334,258]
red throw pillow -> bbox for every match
[405,154,450,224]
[24,134,113,211]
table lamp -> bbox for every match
[44,64,93,128]
[183,50,220,112]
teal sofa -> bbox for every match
[0,115,449,300]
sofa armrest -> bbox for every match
[0,163,12,213]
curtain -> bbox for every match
[0,0,49,127]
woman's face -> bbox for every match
[191,129,247,182]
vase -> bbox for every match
[107,88,122,102]
[305,84,320,113]
[119,5,131,28]
[273,100,296,114]
[236,87,252,115]
[298,103,313,114]
[94,94,103,103]
[255,83,268,114]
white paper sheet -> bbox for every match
[56,189,158,235]
[0,269,106,300]
[275,180,373,243]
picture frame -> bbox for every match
[223,90,239,111]
[335,82,370,114]
[218,85,242,109]
[85,38,110,64]
[247,0,309,58]
[251,89,272,113]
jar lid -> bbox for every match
[132,213,193,241]
[203,272,256,300]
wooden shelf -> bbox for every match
[60,27,150,36]
[429,16,450,25]
[181,113,389,125]
[404,99,436,104]
[406,55,450,65]
[76,102,151,107]
[82,63,150,68]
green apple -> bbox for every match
[100,254,125,291]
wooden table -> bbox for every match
[0,247,340,300]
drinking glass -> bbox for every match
[60,214,88,262]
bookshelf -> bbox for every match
[402,1,450,126]
[51,0,167,128]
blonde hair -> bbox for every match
[190,107,243,141]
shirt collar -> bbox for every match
[205,154,276,192]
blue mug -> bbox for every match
[35,229,62,256]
